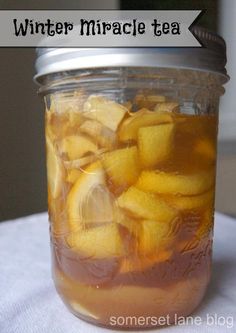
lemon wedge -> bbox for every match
[80,120,116,149]
[169,190,214,211]
[60,135,97,160]
[50,91,86,114]
[118,108,173,142]
[146,95,166,103]
[154,102,179,113]
[138,123,175,168]
[136,169,215,195]
[102,146,140,188]
[117,186,176,222]
[46,136,64,198]
[67,223,125,259]
[64,155,96,170]
[139,220,172,255]
[45,111,55,141]
[67,161,114,231]
[66,169,82,184]
[134,94,166,109]
[84,95,127,131]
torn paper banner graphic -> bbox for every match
[0,10,202,47]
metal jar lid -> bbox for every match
[34,26,229,84]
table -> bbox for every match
[0,212,235,332]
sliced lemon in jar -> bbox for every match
[116,213,142,238]
[45,111,55,141]
[139,220,172,254]
[102,146,140,188]
[67,161,114,231]
[146,95,166,103]
[136,169,215,195]
[169,189,214,211]
[117,186,177,222]
[134,94,166,109]
[154,102,179,113]
[60,135,97,160]
[64,155,96,170]
[50,90,87,114]
[63,149,107,170]
[66,223,125,259]
[138,123,175,168]
[66,169,82,184]
[64,155,96,184]
[64,150,107,184]
[46,136,64,198]
[84,95,127,131]
[80,119,116,149]
[118,108,173,142]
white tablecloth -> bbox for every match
[0,212,235,333]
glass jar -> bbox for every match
[35,28,229,329]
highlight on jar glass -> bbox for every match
[35,28,229,329]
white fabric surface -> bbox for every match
[0,212,235,333]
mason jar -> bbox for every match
[34,27,229,329]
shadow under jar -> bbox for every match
[34,28,229,329]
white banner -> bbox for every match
[0,10,202,47]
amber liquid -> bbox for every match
[46,93,217,329]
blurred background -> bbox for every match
[0,0,235,221]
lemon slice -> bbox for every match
[65,155,95,184]
[84,95,127,131]
[114,209,142,254]
[102,146,140,188]
[66,169,82,184]
[117,213,142,238]
[134,94,166,109]
[67,223,125,259]
[138,123,175,168]
[67,161,114,231]
[154,102,179,113]
[48,94,85,139]
[169,190,214,211]
[146,95,166,103]
[45,111,55,141]
[136,169,215,196]
[117,186,176,222]
[80,120,116,149]
[64,155,96,170]
[50,91,86,114]
[60,135,97,160]
[63,149,107,170]
[118,108,173,142]
[64,150,107,184]
[139,220,172,255]
[46,136,64,198]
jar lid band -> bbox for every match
[34,26,229,84]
